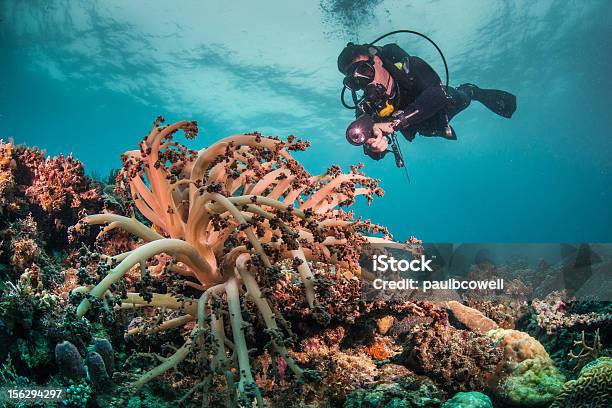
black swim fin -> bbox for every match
[459,83,517,118]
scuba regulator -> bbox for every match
[340,30,450,183]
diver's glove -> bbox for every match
[363,143,388,161]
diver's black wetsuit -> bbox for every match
[356,44,515,160]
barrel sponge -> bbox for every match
[486,329,565,406]
[447,301,498,334]
[55,340,86,381]
[91,338,114,376]
[87,351,110,389]
[551,357,611,408]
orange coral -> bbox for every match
[71,118,412,405]
[366,340,392,361]
[0,140,103,244]
[25,153,99,213]
[0,140,17,210]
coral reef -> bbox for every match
[527,290,611,373]
[463,262,532,322]
[70,117,417,405]
[1,123,610,407]
[0,140,102,240]
[288,327,443,407]
[0,274,65,378]
[294,344,378,404]
[464,298,525,329]
[344,376,442,407]
[24,152,99,215]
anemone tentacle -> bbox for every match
[71,118,415,405]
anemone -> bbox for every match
[71,117,408,405]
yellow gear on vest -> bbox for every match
[378,101,394,117]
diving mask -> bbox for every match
[343,60,376,91]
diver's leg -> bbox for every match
[445,86,472,120]
[457,83,517,118]
[399,128,417,142]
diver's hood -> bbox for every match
[337,42,371,74]
[337,42,409,74]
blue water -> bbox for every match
[1,1,611,242]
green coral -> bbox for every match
[487,329,566,406]
[551,356,611,407]
[500,357,565,406]
[106,391,171,408]
[124,395,169,408]
[0,357,45,408]
[16,335,51,369]
[441,392,492,408]
[62,381,92,408]
[344,379,441,408]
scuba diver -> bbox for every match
[338,33,517,162]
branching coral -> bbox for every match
[568,329,602,370]
[532,291,612,335]
[71,117,409,405]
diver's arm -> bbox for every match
[393,86,447,128]
[393,57,448,129]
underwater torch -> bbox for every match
[345,115,411,183]
[345,114,376,146]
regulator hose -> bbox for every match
[370,29,450,88]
